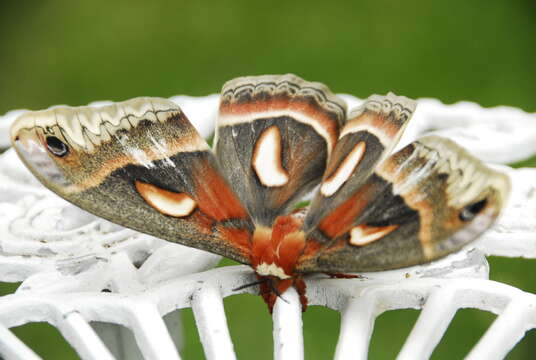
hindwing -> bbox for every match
[10,77,511,282]
[303,93,416,231]
[214,74,347,226]
[297,136,510,273]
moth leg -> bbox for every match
[258,278,275,312]
[258,276,293,313]
[232,278,268,292]
[324,272,363,279]
[261,293,278,314]
[293,277,308,312]
[273,279,293,303]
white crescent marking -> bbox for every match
[252,125,289,187]
[321,141,366,197]
[135,181,197,217]
[349,224,398,246]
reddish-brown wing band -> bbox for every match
[11,98,253,263]
[304,93,416,231]
[9,76,511,306]
[215,74,347,227]
[297,136,510,273]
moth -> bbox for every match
[10,74,510,312]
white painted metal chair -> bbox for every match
[0,95,534,359]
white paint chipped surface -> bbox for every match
[0,95,535,359]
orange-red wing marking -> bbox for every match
[215,74,346,227]
[303,93,417,233]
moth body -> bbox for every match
[249,212,313,309]
[10,74,510,312]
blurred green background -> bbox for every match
[1,0,535,359]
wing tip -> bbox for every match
[10,97,183,151]
[220,74,347,121]
[412,135,511,207]
[348,92,417,121]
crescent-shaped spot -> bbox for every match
[321,141,366,197]
[252,125,289,187]
[135,180,197,217]
[349,224,398,246]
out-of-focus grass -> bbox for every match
[0,0,534,358]
[1,1,535,114]
[511,156,536,169]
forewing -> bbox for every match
[214,74,347,226]
[303,93,416,231]
[297,136,510,273]
[11,98,253,263]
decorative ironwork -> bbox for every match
[0,95,534,359]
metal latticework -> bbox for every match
[0,95,534,359]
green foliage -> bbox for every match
[511,156,536,169]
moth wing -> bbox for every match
[297,136,510,273]
[303,93,417,231]
[11,98,253,263]
[214,74,347,226]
